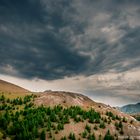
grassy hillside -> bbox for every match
[0,79,30,98]
[0,79,29,93]
[0,80,140,140]
[0,94,140,140]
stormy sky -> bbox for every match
[0,0,140,106]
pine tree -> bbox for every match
[82,130,87,138]
[88,133,95,140]
[119,121,123,129]
[40,130,46,140]
[32,126,38,138]
[99,121,106,129]
[61,136,67,140]
[85,124,91,133]
[69,132,76,140]
[104,130,114,140]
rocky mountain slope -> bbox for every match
[34,91,98,108]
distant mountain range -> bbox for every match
[120,102,140,114]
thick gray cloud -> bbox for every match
[0,0,140,80]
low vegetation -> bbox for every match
[0,94,134,140]
[132,114,140,122]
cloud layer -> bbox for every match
[0,0,140,80]
[0,0,140,106]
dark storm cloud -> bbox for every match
[0,0,140,80]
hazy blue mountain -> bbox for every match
[120,102,140,114]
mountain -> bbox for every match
[120,102,140,114]
[0,80,140,139]
[33,91,140,139]
[0,79,29,97]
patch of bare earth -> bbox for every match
[34,91,97,108]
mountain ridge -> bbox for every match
[0,79,29,93]
[120,102,140,114]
